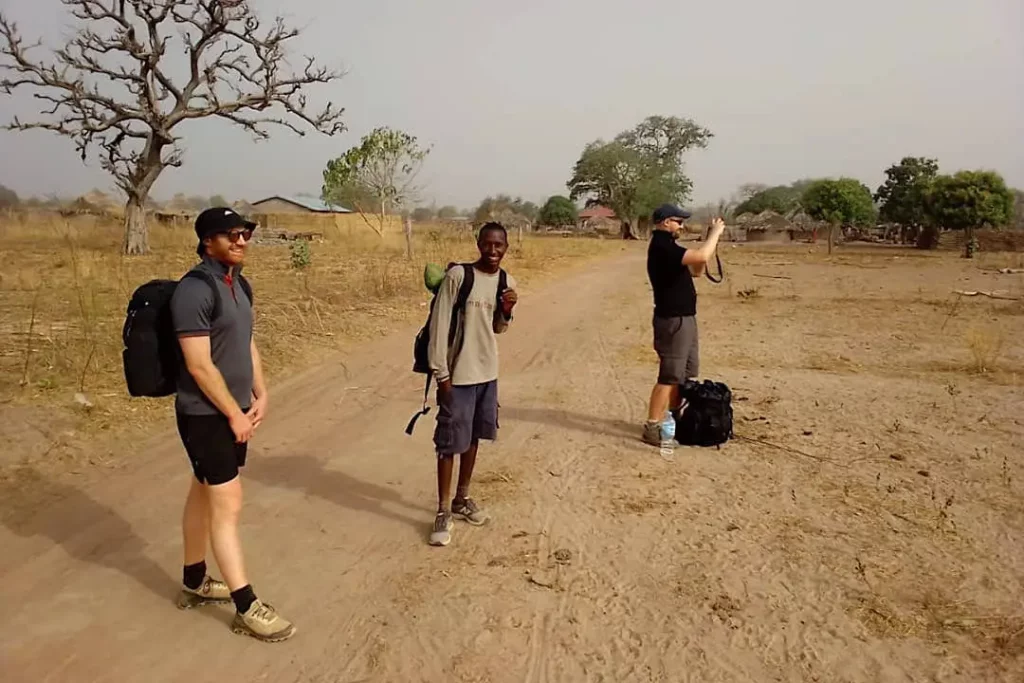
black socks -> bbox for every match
[231,585,257,614]
[183,561,206,590]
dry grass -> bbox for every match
[964,324,1005,374]
[0,212,620,468]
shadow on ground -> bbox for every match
[248,454,428,533]
[501,406,639,440]
[1,468,179,606]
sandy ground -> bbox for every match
[2,242,1023,683]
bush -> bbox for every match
[290,240,312,269]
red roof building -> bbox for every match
[578,205,617,221]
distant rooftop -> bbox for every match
[579,205,616,220]
[251,195,352,213]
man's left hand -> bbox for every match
[251,394,269,429]
[500,289,517,317]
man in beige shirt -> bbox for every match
[426,222,518,547]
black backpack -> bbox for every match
[405,262,508,435]
[674,379,734,447]
[121,268,252,398]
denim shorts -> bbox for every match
[433,380,499,456]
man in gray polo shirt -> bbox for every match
[170,207,295,643]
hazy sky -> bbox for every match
[0,0,1021,210]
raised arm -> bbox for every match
[493,274,517,334]
[683,217,726,277]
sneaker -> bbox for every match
[231,599,296,643]
[452,497,490,526]
[176,576,232,610]
[642,420,665,447]
[429,510,454,546]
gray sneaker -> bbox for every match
[429,510,454,546]
[231,599,296,643]
[642,421,665,447]
[452,497,489,526]
[176,575,232,610]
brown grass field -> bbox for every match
[2,213,1024,681]
[0,212,624,474]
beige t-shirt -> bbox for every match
[427,264,517,386]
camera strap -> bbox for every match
[705,251,724,284]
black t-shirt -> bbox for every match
[647,230,696,317]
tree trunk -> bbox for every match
[827,223,837,255]
[916,225,939,249]
[638,216,651,239]
[404,216,414,259]
[963,225,976,259]
[378,198,389,239]
[121,138,167,255]
[122,197,149,255]
[620,219,640,240]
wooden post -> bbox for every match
[404,216,414,259]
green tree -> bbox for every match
[411,206,435,222]
[735,184,803,216]
[208,195,229,208]
[322,126,431,236]
[473,195,538,224]
[874,157,939,232]
[437,205,459,220]
[538,195,578,227]
[1012,189,1024,230]
[1,1,345,254]
[801,178,877,254]
[926,170,1014,258]
[737,182,769,200]
[567,115,712,239]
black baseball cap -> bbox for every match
[652,203,692,224]
[194,207,257,255]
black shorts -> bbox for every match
[653,314,699,385]
[433,380,499,456]
[176,412,247,486]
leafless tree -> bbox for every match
[0,0,346,254]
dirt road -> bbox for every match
[2,245,1022,682]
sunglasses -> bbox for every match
[220,228,254,243]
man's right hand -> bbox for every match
[710,217,726,236]
[229,411,254,444]
[437,378,453,407]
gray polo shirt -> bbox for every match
[170,256,254,416]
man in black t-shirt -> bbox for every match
[643,204,726,447]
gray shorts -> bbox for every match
[433,380,499,456]
[653,314,699,385]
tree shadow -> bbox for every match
[1,468,178,606]
[247,454,428,533]
[501,406,639,440]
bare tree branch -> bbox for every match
[0,0,347,254]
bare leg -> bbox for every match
[437,455,455,512]
[669,384,682,413]
[454,439,480,501]
[206,477,248,591]
[647,383,675,421]
[182,477,210,567]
